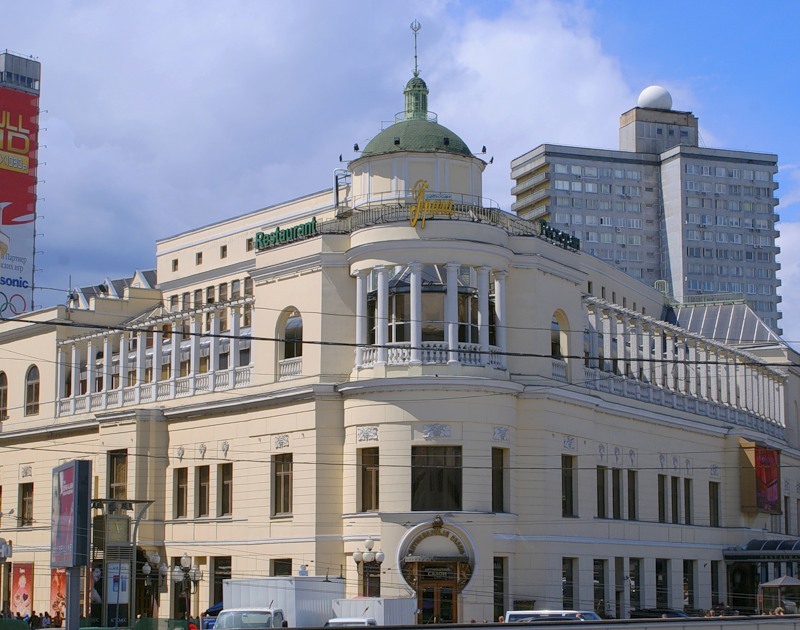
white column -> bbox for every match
[630,321,641,380]
[210,311,220,392]
[664,332,676,391]
[152,328,163,391]
[119,332,129,389]
[602,310,613,373]
[698,343,708,400]
[86,339,96,401]
[70,344,80,414]
[171,319,181,397]
[190,314,201,393]
[355,270,367,368]
[446,262,460,365]
[653,326,664,388]
[736,356,746,410]
[719,351,729,406]
[587,305,599,370]
[135,329,146,403]
[56,346,66,416]
[615,314,626,376]
[376,266,388,365]
[230,306,241,371]
[410,263,422,366]
[478,266,490,363]
[102,335,113,407]
[494,271,507,369]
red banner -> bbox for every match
[11,563,33,618]
[51,567,66,617]
[0,85,38,315]
[755,446,780,512]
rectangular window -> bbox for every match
[212,557,231,608]
[671,477,680,524]
[411,446,462,511]
[562,455,577,517]
[627,470,638,520]
[658,474,667,523]
[220,245,228,259]
[709,481,720,527]
[218,463,233,516]
[272,559,292,576]
[611,468,622,519]
[174,468,188,519]
[172,259,179,272]
[785,496,791,534]
[246,237,254,252]
[108,450,128,503]
[19,482,34,526]
[711,561,721,606]
[684,478,693,525]
[494,557,507,622]
[593,559,607,617]
[562,558,576,610]
[196,465,210,518]
[492,448,508,513]
[596,466,607,518]
[196,252,203,265]
[656,559,669,608]
[273,454,293,516]
[360,448,379,512]
[628,558,642,610]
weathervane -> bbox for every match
[411,19,421,77]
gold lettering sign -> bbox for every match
[409,179,455,228]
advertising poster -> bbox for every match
[756,446,780,512]
[51,463,75,566]
[0,85,39,316]
[105,561,130,627]
[11,563,33,618]
[50,567,66,617]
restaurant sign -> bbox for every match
[255,217,318,250]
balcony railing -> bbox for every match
[360,342,502,369]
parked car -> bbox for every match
[629,608,689,619]
[505,610,602,622]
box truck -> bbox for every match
[332,597,417,625]
[223,576,345,627]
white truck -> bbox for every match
[332,597,417,626]
[222,576,345,627]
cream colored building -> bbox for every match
[1,64,800,625]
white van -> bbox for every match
[505,610,601,622]
[324,618,378,627]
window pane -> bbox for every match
[411,446,462,511]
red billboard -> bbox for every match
[11,562,33,618]
[755,446,781,513]
[0,84,38,315]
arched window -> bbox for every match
[25,365,40,416]
[0,372,8,420]
[551,310,569,361]
[284,311,303,359]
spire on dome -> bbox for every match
[404,20,428,120]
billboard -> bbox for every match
[739,438,782,514]
[0,84,39,315]
[51,460,92,567]
[11,563,33,618]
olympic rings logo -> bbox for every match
[0,291,27,316]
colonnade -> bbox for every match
[353,263,507,369]
[56,299,253,417]
[584,297,785,427]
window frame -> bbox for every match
[411,446,462,512]
[272,453,293,516]
[24,365,40,416]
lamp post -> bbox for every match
[171,553,202,621]
[353,538,384,597]
[141,551,168,618]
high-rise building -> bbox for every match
[0,50,41,316]
[510,86,781,333]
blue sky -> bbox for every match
[3,0,799,341]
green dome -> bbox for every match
[361,118,473,158]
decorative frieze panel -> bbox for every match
[274,435,290,449]
[357,426,379,442]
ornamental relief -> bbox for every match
[493,427,509,442]
[274,435,289,449]
[357,426,379,442]
[422,424,451,439]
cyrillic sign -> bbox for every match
[409,179,455,228]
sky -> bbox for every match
[3,0,800,342]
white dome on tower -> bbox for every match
[637,85,672,110]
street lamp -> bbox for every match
[141,551,168,618]
[353,538,384,597]
[171,553,202,620]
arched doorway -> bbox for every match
[400,516,474,624]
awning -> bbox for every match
[724,539,800,562]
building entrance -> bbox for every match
[419,580,457,624]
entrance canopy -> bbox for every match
[724,539,800,562]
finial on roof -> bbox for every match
[411,19,421,77]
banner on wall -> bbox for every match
[739,438,782,514]
[11,563,33,618]
[50,567,66,617]
[0,85,39,315]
